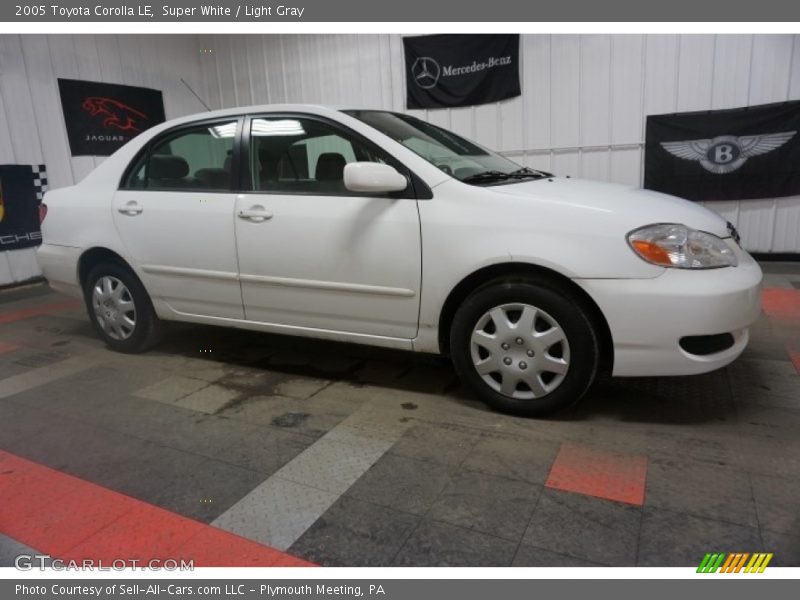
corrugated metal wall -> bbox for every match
[0,34,207,284]
[1,34,799,285]
[197,33,800,254]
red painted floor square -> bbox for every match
[545,443,648,506]
[762,288,800,325]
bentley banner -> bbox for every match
[644,100,800,201]
[0,164,47,251]
[403,34,520,109]
[58,78,166,156]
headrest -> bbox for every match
[315,153,346,181]
[150,154,189,180]
[195,168,230,190]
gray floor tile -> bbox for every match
[388,422,481,466]
[761,530,800,567]
[290,496,419,566]
[512,544,606,567]
[750,473,800,536]
[645,456,758,528]
[522,489,640,566]
[427,470,541,542]
[134,375,210,403]
[346,453,453,515]
[0,534,41,568]
[461,434,559,485]
[638,507,762,566]
[393,519,517,567]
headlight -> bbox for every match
[627,223,738,269]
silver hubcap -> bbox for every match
[470,303,570,400]
[91,276,136,341]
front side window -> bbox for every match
[126,120,237,191]
[250,117,389,194]
[345,110,549,186]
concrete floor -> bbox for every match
[1,263,799,567]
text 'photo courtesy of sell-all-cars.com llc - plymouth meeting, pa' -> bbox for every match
[36,104,762,417]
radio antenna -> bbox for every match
[181,78,212,111]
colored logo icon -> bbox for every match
[697,552,773,573]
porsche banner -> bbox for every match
[403,34,520,109]
[58,78,166,156]
[0,165,47,251]
[644,100,800,201]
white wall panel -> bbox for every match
[676,35,715,112]
[0,34,204,284]
[2,34,800,286]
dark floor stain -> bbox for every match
[271,412,310,428]
[401,402,418,410]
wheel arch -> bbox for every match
[437,262,614,372]
[77,247,139,289]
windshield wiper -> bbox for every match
[461,170,514,184]
[462,167,551,185]
[509,167,552,178]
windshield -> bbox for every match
[344,110,549,185]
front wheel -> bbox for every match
[83,262,162,353]
[450,278,600,417]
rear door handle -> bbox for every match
[118,201,143,216]
[238,206,273,223]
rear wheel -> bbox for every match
[450,278,599,416]
[83,262,161,353]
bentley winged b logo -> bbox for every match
[660,131,796,174]
[411,57,441,89]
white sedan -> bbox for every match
[37,104,763,416]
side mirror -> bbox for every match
[343,162,408,194]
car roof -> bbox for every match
[163,103,376,125]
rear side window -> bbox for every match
[123,121,237,191]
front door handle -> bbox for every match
[118,201,143,216]
[237,206,273,223]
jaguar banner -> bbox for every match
[58,78,166,156]
[0,165,47,251]
[644,100,800,201]
[403,34,520,109]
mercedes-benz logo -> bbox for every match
[411,57,441,89]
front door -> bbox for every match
[233,115,422,340]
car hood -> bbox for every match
[488,177,731,237]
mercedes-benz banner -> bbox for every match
[403,34,521,109]
[645,100,800,201]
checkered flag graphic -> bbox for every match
[31,164,48,201]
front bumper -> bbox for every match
[575,251,763,377]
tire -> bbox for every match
[449,277,599,417]
[83,262,162,353]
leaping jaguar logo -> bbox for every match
[81,97,148,133]
[661,132,796,174]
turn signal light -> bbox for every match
[630,240,672,266]
[38,203,48,224]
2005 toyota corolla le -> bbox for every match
[37,104,763,416]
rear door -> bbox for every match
[233,114,422,340]
[113,118,244,319]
